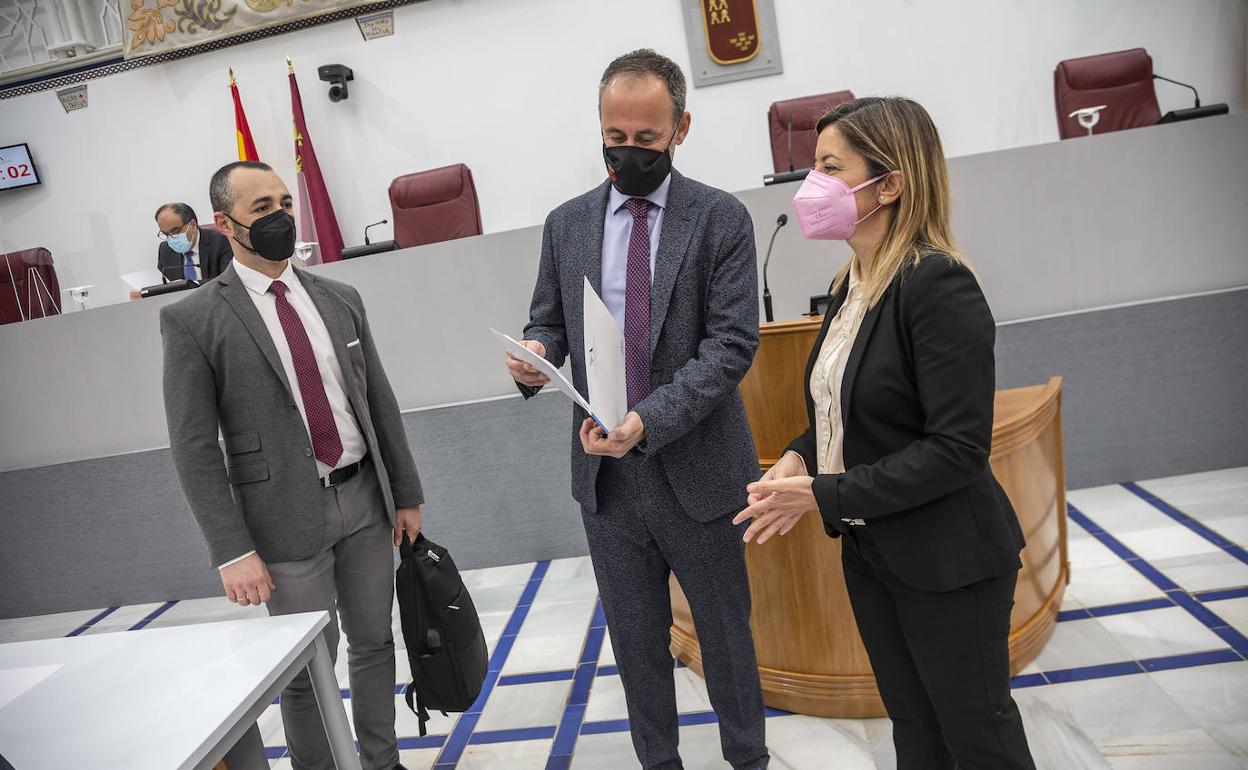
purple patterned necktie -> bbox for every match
[624,198,653,409]
[268,280,343,467]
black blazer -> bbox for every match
[786,253,1024,592]
[157,227,232,283]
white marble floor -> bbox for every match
[1,467,1246,769]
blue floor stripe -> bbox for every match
[1194,586,1248,603]
[127,600,178,631]
[1139,648,1242,672]
[1069,502,1248,659]
[432,560,549,770]
[1086,597,1175,617]
[1122,482,1247,564]
[545,599,607,768]
[498,670,577,687]
[1044,659,1144,684]
[470,726,556,745]
[399,734,449,750]
[1009,672,1049,688]
[65,606,119,637]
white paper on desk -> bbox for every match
[121,269,165,291]
[581,277,626,431]
[489,328,608,430]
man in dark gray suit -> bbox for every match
[161,160,421,770]
[505,49,768,769]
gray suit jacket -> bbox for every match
[160,263,423,567]
[522,170,760,521]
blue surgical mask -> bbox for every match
[167,232,193,254]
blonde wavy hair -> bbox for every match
[818,97,970,307]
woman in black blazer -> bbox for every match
[734,97,1035,769]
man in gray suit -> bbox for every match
[161,160,421,770]
[505,50,768,769]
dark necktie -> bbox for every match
[183,251,196,282]
[624,198,653,408]
[267,280,343,467]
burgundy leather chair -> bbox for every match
[1054,48,1161,139]
[767,90,855,173]
[388,164,483,249]
[0,248,61,325]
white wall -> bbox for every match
[1,0,1244,307]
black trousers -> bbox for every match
[842,526,1035,770]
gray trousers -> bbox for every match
[585,454,768,770]
[265,461,399,770]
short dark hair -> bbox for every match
[599,48,687,125]
[154,202,196,225]
[209,160,274,215]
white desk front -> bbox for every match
[0,611,358,770]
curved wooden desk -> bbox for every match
[670,317,1068,717]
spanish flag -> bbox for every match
[229,69,259,161]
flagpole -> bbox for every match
[229,67,236,86]
[286,55,293,75]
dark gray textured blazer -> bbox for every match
[521,170,761,521]
[160,263,423,567]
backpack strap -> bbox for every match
[404,682,430,737]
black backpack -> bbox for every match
[396,533,489,736]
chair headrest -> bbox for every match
[769,90,856,130]
[0,248,53,286]
[1059,48,1154,91]
[390,165,469,208]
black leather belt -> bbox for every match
[321,455,368,488]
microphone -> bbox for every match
[762,213,788,323]
[364,219,388,246]
[1153,74,1201,107]
[786,118,794,173]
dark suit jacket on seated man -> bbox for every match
[160,161,421,770]
[154,201,232,282]
[505,49,769,770]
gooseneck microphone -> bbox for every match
[1153,74,1201,107]
[762,213,788,323]
[364,219,388,246]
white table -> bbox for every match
[0,611,361,770]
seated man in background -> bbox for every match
[156,202,232,282]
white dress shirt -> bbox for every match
[220,259,368,569]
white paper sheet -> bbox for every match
[581,277,627,431]
[121,269,165,291]
[490,328,612,434]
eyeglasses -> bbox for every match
[157,221,194,240]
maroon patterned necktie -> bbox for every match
[624,198,653,409]
[268,280,343,467]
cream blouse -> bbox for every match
[809,261,868,476]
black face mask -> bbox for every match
[602,128,678,197]
[227,209,297,262]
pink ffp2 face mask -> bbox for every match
[792,171,887,240]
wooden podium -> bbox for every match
[669,317,1069,717]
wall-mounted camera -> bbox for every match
[318,64,354,103]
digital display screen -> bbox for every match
[0,144,40,191]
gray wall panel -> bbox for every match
[0,392,587,619]
[996,290,1248,489]
[1,114,1245,472]
[3,290,1244,619]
